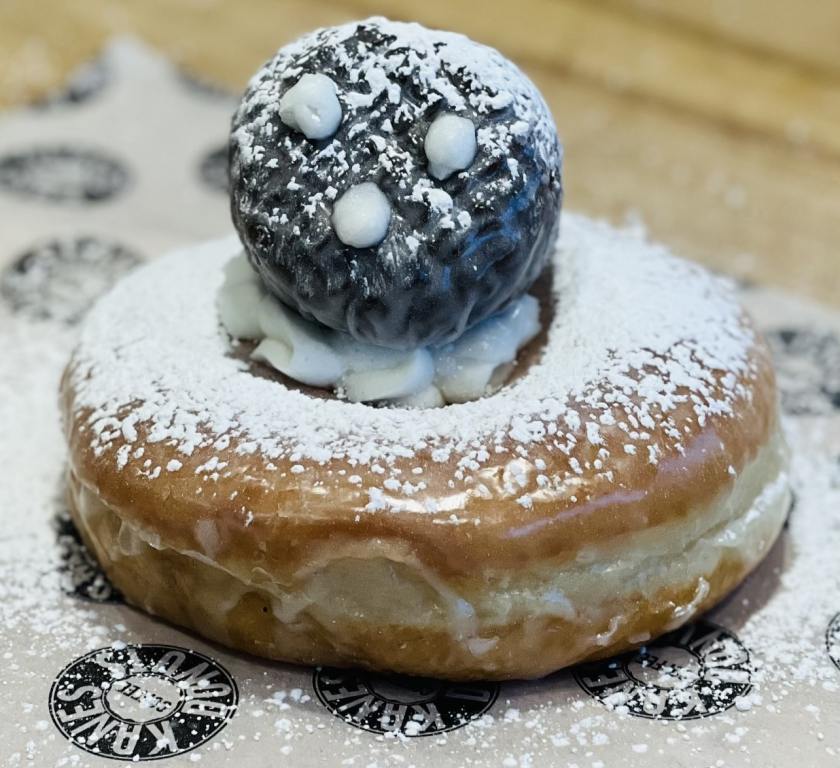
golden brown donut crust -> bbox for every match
[66,464,775,680]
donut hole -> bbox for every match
[229,19,563,349]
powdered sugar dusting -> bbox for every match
[68,213,754,501]
[233,16,559,186]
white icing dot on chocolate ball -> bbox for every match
[279,73,342,140]
[424,113,478,180]
[332,182,391,248]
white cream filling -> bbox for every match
[424,112,478,180]
[217,253,541,405]
[278,73,342,141]
[331,182,392,248]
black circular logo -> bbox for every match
[767,328,840,415]
[827,613,840,672]
[575,621,752,720]
[313,668,498,736]
[49,644,238,761]
[783,490,797,529]
[178,70,236,100]
[0,147,130,203]
[33,58,110,109]
[198,145,228,194]
[54,508,122,603]
[1,236,142,324]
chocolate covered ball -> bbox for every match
[230,17,562,349]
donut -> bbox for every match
[229,18,563,349]
[61,213,789,680]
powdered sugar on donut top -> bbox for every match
[69,213,756,495]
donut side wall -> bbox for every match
[64,426,788,680]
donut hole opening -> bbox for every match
[227,265,555,408]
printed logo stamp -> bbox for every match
[313,668,498,736]
[54,508,122,603]
[827,613,840,672]
[575,621,753,720]
[767,328,840,415]
[33,57,110,109]
[49,644,238,761]
[0,147,130,204]
[1,236,142,325]
[198,145,229,194]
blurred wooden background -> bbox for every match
[2,0,839,306]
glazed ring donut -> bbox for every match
[61,214,789,680]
